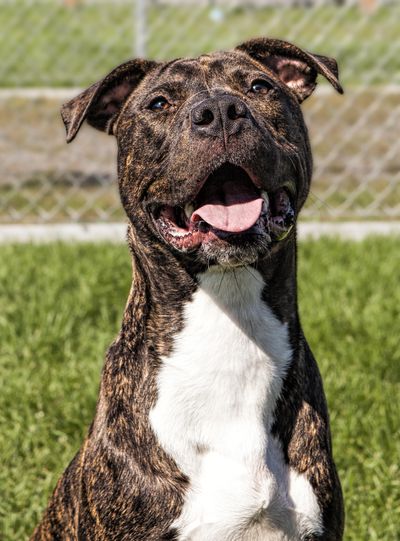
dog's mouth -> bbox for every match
[152,163,295,252]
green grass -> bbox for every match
[0,238,399,539]
[1,2,399,86]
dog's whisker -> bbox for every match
[243,266,264,287]
[308,190,333,213]
[217,268,226,295]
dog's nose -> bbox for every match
[191,95,250,139]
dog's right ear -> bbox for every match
[61,59,158,143]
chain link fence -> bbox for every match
[1,0,399,223]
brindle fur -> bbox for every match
[32,38,344,540]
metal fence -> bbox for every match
[0,0,399,223]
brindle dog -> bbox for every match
[32,38,344,540]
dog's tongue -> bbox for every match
[192,178,263,233]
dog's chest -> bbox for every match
[150,269,321,540]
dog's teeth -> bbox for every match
[184,203,194,220]
[261,191,269,206]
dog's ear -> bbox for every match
[61,59,158,143]
[236,38,343,102]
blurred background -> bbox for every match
[1,2,400,541]
[1,0,399,225]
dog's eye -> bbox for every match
[149,97,171,112]
[250,80,273,93]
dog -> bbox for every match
[31,37,344,540]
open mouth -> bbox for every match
[153,163,295,252]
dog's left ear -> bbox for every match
[61,58,158,143]
[236,38,343,102]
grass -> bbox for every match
[1,2,400,86]
[0,238,399,539]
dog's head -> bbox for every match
[62,38,342,267]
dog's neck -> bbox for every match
[120,226,299,352]
[93,227,299,449]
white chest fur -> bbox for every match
[150,268,322,540]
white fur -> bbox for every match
[150,268,322,540]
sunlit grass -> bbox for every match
[0,238,399,539]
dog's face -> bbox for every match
[62,38,342,267]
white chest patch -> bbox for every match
[150,268,322,540]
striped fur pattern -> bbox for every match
[32,38,344,540]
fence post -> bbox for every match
[135,0,147,57]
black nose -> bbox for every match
[191,95,250,139]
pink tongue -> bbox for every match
[191,179,263,233]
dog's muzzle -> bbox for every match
[151,163,295,253]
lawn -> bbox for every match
[1,2,399,87]
[0,238,399,539]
